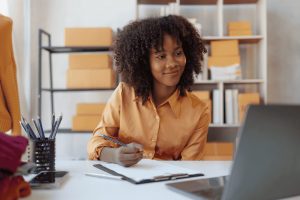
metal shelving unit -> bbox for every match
[38,29,114,133]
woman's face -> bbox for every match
[149,34,186,90]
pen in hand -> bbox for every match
[97,132,144,167]
[97,133,127,147]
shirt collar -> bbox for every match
[133,89,182,118]
[161,89,181,118]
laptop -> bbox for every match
[167,105,300,200]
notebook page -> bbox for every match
[99,159,200,182]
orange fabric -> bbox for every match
[87,82,210,160]
[0,176,31,200]
[0,14,21,135]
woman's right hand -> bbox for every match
[100,143,143,167]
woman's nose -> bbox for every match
[166,56,178,69]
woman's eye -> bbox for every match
[175,50,183,56]
[156,54,166,60]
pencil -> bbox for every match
[97,133,127,147]
[37,117,45,139]
[51,114,62,139]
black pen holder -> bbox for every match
[29,139,55,174]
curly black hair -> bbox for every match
[113,15,207,103]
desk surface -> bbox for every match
[23,160,231,200]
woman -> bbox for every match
[87,15,210,166]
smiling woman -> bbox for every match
[87,15,210,167]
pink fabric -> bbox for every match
[0,132,28,173]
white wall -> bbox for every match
[267,0,300,104]
[30,0,136,159]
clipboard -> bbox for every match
[93,162,204,184]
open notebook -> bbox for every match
[93,159,204,184]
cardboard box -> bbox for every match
[66,68,116,88]
[72,115,101,131]
[77,103,106,115]
[211,40,239,57]
[204,142,233,156]
[238,93,260,123]
[208,56,240,67]
[192,91,210,100]
[65,27,113,46]
[228,21,251,30]
[69,54,112,69]
[228,30,252,36]
[203,142,233,160]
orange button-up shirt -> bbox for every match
[87,82,210,160]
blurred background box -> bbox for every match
[66,68,115,88]
[210,40,239,57]
[76,103,106,115]
[208,56,240,68]
[228,21,252,36]
[228,30,252,36]
[69,54,112,69]
[238,93,260,123]
[228,21,251,30]
[203,142,233,161]
[72,115,101,131]
[65,27,112,46]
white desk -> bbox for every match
[23,160,231,200]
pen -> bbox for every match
[32,119,42,139]
[97,133,127,147]
[85,173,123,181]
[37,117,45,139]
[21,116,38,140]
[50,114,62,140]
[25,123,37,140]
[19,121,35,140]
[51,113,55,135]
[49,120,57,139]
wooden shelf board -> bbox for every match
[209,124,240,128]
[138,0,257,5]
[44,129,92,134]
[194,79,264,85]
[203,35,263,44]
[42,46,111,53]
[42,88,115,92]
[224,0,258,4]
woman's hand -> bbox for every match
[100,143,143,167]
[113,143,143,167]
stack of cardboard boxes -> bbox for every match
[72,103,106,131]
[64,27,114,131]
[208,40,241,80]
[227,21,252,36]
[65,27,116,88]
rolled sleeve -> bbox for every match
[87,128,118,160]
[87,83,123,160]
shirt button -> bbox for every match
[151,139,156,142]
